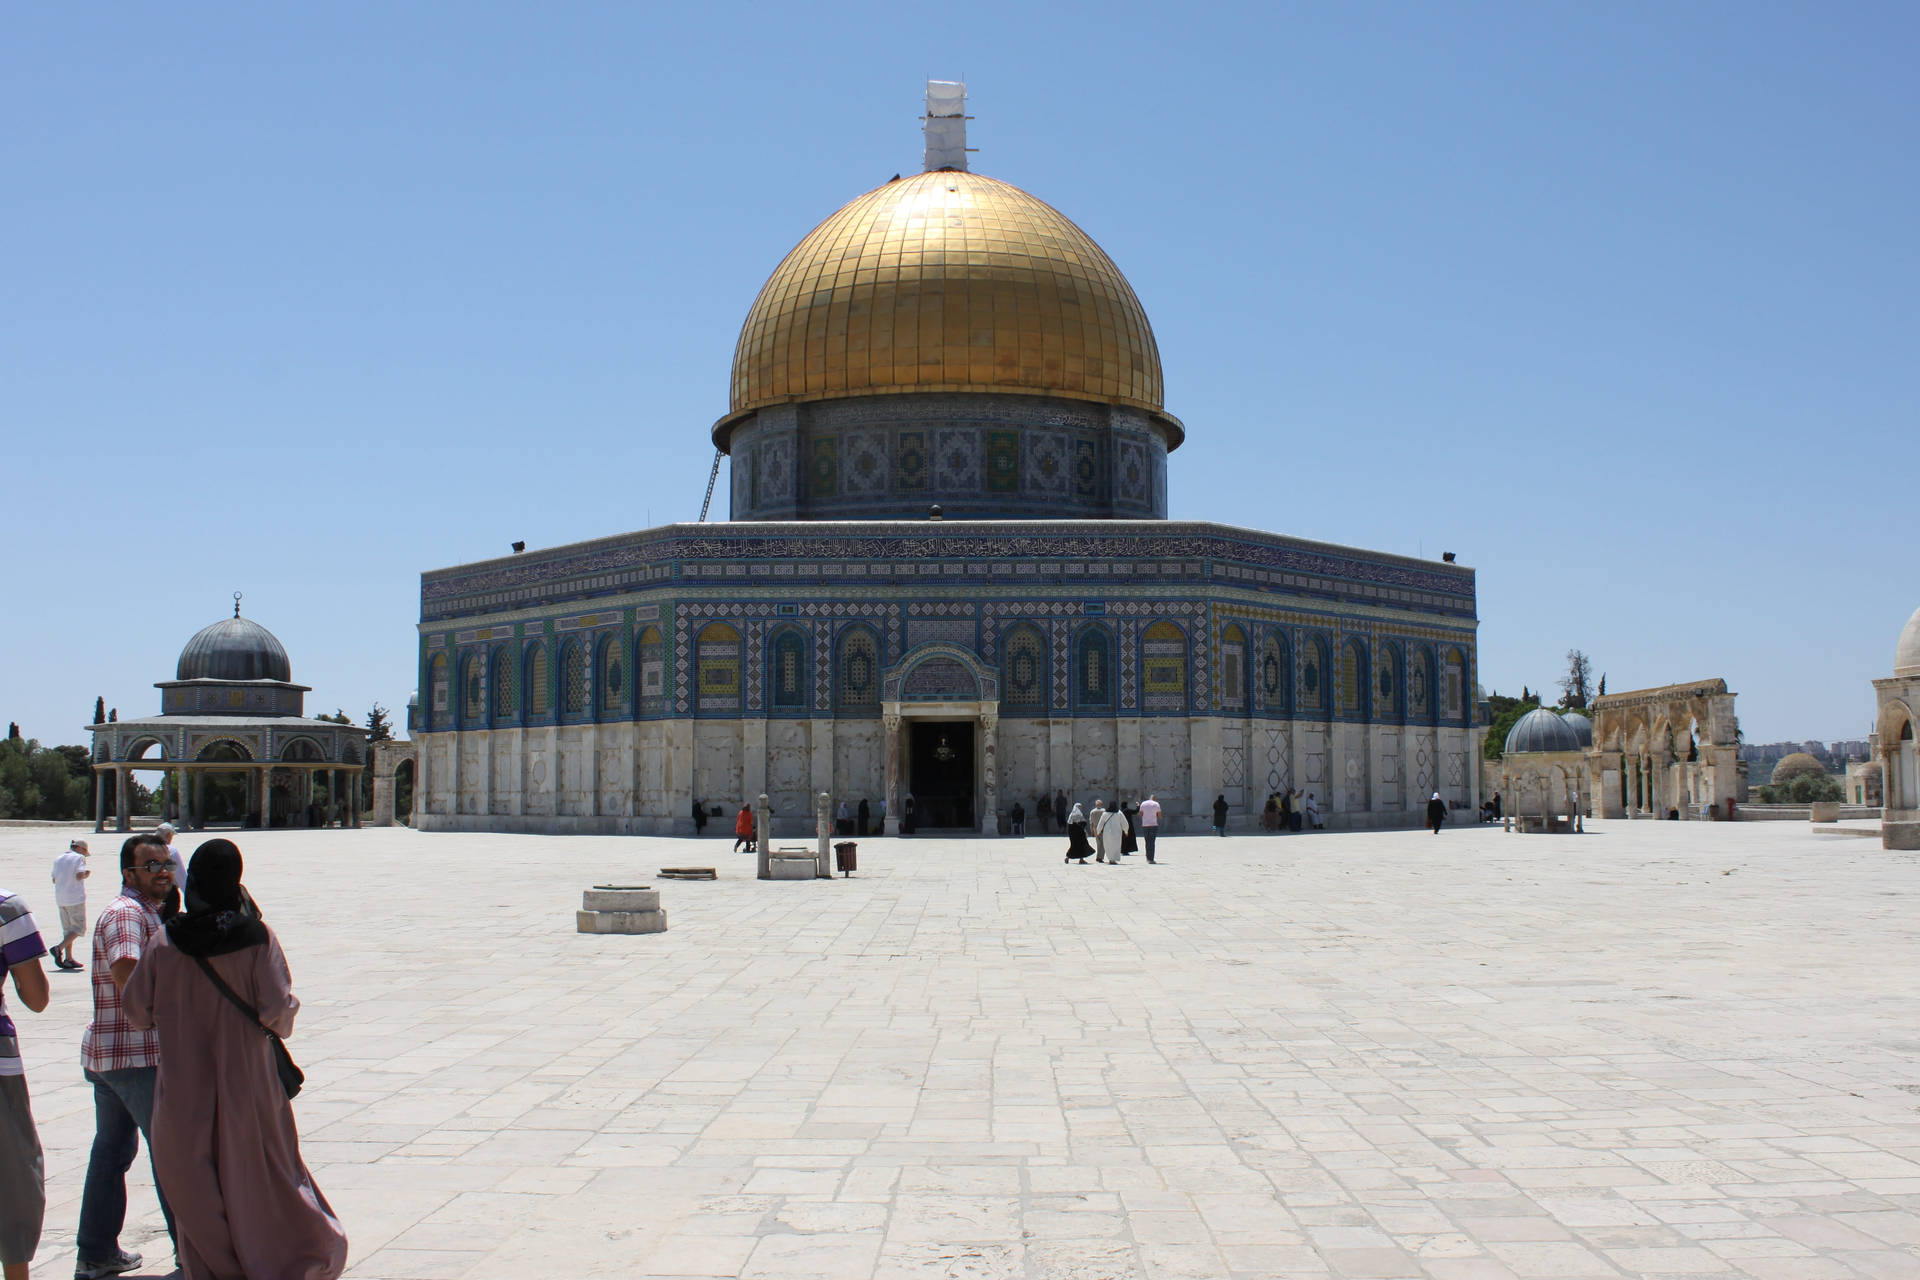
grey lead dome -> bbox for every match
[1504,707,1581,755]
[1559,711,1594,748]
[175,615,292,683]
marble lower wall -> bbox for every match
[417,719,1483,836]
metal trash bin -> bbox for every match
[833,842,857,876]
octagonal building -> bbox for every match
[411,85,1486,835]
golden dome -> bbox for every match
[719,170,1169,443]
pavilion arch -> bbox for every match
[1589,678,1740,820]
[767,626,809,713]
[491,646,518,724]
[122,736,168,763]
[278,736,327,763]
[834,623,880,714]
[1878,698,1918,815]
[999,622,1047,713]
[1141,620,1188,714]
[1073,623,1115,712]
[195,738,255,763]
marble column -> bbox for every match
[882,710,902,836]
[262,766,274,830]
[755,793,772,880]
[94,766,107,832]
[979,709,999,836]
[115,766,130,832]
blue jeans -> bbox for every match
[76,1067,176,1263]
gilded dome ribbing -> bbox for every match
[721,170,1166,440]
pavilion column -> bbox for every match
[262,767,274,830]
[94,766,108,832]
[115,766,130,833]
[882,710,902,835]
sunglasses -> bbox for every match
[135,860,175,875]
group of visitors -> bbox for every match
[1257,790,1325,832]
[1062,794,1163,865]
[1,831,344,1280]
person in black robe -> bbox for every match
[1063,803,1092,863]
[902,794,916,835]
[857,797,871,835]
[691,797,707,834]
[1052,790,1068,831]
[1427,791,1448,834]
[1120,798,1139,855]
[1212,795,1230,836]
[1279,790,1293,832]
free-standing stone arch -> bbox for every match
[371,740,419,827]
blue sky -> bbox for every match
[6,2,1913,746]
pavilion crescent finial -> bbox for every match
[234,590,243,618]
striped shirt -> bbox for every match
[82,886,164,1073]
[0,888,49,1077]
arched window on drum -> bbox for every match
[1444,648,1467,723]
[599,636,626,717]
[1409,646,1434,723]
[491,648,517,724]
[428,653,449,728]
[459,653,484,727]
[697,623,743,716]
[560,639,588,716]
[525,643,551,718]
[1141,621,1187,714]
[1218,624,1248,713]
[1300,636,1329,716]
[1075,626,1115,712]
[1000,624,1046,713]
[1258,630,1291,716]
[1337,638,1368,719]
[770,630,807,711]
[835,625,879,714]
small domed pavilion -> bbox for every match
[1873,604,1920,849]
[88,597,368,832]
[1494,708,1591,833]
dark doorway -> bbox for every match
[908,720,975,829]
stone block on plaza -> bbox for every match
[575,908,667,934]
[577,884,668,933]
[1885,821,1920,851]
[1808,801,1840,823]
[768,855,818,880]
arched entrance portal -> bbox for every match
[880,645,1002,835]
[195,740,255,827]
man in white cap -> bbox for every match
[48,839,91,970]
[153,824,187,902]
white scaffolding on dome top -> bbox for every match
[922,79,970,172]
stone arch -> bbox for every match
[122,735,168,763]
[278,737,326,762]
[371,740,418,826]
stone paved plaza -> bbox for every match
[5,819,1920,1279]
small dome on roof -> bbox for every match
[1505,707,1581,755]
[1559,711,1594,747]
[1896,605,1920,678]
[176,611,291,683]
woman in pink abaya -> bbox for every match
[124,839,346,1280]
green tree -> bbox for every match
[1558,650,1594,710]
[1482,690,1542,761]
[366,703,393,743]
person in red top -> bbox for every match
[74,834,177,1280]
[732,803,756,853]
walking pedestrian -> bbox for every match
[1427,791,1448,835]
[124,840,348,1280]
[732,804,755,853]
[1212,795,1229,836]
[1009,801,1025,836]
[1119,798,1139,856]
[1138,794,1161,863]
[1064,803,1092,863]
[1304,792,1322,829]
[858,797,871,836]
[1092,801,1123,864]
[1279,790,1293,834]
[1,880,51,1280]
[49,839,92,971]
[1052,790,1068,834]
[690,797,707,835]
[75,833,178,1280]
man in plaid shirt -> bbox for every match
[74,834,177,1280]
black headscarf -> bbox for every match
[165,838,270,957]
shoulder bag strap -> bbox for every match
[192,954,272,1038]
